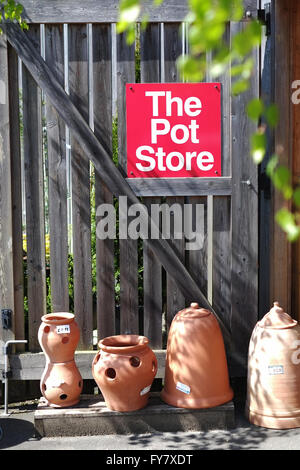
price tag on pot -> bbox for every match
[56,324,70,334]
[140,385,151,396]
[176,381,191,395]
[268,365,284,375]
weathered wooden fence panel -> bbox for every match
[0,0,262,380]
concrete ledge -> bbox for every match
[34,394,235,437]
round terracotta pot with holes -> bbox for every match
[38,312,83,408]
[246,302,300,429]
[161,302,233,409]
[92,335,158,412]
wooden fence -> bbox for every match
[0,0,264,380]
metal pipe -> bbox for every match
[2,340,27,416]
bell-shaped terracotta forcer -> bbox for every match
[161,302,233,409]
[38,312,83,408]
[246,302,300,429]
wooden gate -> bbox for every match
[0,0,262,381]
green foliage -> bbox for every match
[275,208,300,242]
[0,0,28,31]
[266,155,293,200]
[294,187,300,208]
[117,0,300,241]
[251,130,266,165]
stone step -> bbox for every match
[34,394,235,437]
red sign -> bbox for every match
[126,83,221,178]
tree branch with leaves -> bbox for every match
[0,0,27,31]
[118,0,300,241]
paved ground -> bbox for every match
[1,401,300,450]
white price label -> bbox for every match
[268,365,284,375]
[140,385,151,396]
[176,381,191,395]
[56,324,70,334]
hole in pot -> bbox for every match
[93,352,101,365]
[60,394,68,400]
[43,383,47,391]
[105,368,116,379]
[129,356,140,367]
[79,381,82,388]
[62,336,69,344]
[44,326,50,333]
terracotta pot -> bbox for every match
[92,335,158,412]
[38,312,82,408]
[246,302,300,429]
[161,302,233,408]
[40,361,83,408]
[38,312,80,363]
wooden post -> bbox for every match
[230,15,259,375]
[270,0,292,315]
[290,0,300,321]
[0,33,15,349]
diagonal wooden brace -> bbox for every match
[3,21,231,346]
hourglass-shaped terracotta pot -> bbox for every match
[92,335,158,412]
[246,302,300,429]
[161,302,233,408]
[38,312,83,408]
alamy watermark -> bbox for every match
[96,196,204,251]
[291,81,300,104]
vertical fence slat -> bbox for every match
[22,25,46,351]
[69,24,93,349]
[45,25,69,313]
[164,23,186,327]
[0,34,16,349]
[93,23,115,339]
[8,44,25,349]
[117,32,138,334]
[188,196,207,299]
[230,19,259,374]
[141,23,163,348]
[212,196,231,332]
[218,23,231,178]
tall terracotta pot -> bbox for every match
[246,302,300,429]
[38,312,83,408]
[161,302,233,408]
[92,335,158,412]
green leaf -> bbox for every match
[272,165,291,189]
[266,154,279,178]
[177,55,205,82]
[247,98,264,120]
[293,187,300,208]
[119,4,141,23]
[250,131,266,164]
[264,103,279,128]
[275,208,300,242]
[232,78,249,95]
